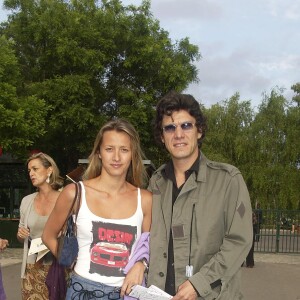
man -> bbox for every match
[255,202,263,242]
[147,91,252,300]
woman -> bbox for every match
[42,119,152,300]
[17,152,64,299]
[0,238,9,300]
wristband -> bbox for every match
[138,258,149,273]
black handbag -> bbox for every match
[57,182,81,267]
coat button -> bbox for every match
[159,272,164,277]
[163,252,167,258]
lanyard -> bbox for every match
[186,203,195,277]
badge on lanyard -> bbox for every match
[186,265,194,277]
[186,204,195,278]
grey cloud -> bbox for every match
[151,0,223,21]
[266,0,300,20]
[185,47,274,106]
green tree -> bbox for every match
[203,93,253,166]
[203,87,300,210]
[291,83,300,107]
[1,0,200,172]
[0,35,48,157]
[203,93,255,204]
[248,89,289,209]
[283,84,300,209]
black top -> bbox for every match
[161,154,200,295]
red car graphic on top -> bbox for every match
[90,242,129,269]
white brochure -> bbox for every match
[129,285,173,299]
[28,237,50,261]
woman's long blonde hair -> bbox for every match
[83,119,147,187]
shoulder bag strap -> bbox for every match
[61,182,79,232]
[74,182,81,222]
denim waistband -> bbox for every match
[66,272,122,300]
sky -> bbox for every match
[1,0,300,108]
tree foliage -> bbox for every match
[1,0,200,172]
[0,35,48,157]
[203,88,300,209]
[0,1,299,209]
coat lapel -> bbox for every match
[155,175,173,241]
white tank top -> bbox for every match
[74,182,143,287]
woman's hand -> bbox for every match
[0,238,9,251]
[17,227,30,242]
[120,261,145,297]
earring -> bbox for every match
[46,174,50,184]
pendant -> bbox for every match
[186,265,194,277]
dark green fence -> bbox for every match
[1,209,300,251]
[254,209,300,253]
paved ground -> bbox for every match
[241,253,300,300]
[1,249,300,300]
[2,248,300,267]
[0,248,23,268]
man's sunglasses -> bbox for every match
[162,122,196,133]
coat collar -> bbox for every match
[152,152,210,234]
[154,151,209,188]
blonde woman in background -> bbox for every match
[17,152,64,299]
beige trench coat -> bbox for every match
[147,153,253,300]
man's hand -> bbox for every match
[172,280,198,300]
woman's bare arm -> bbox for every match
[42,183,77,256]
[120,189,152,296]
[141,189,152,232]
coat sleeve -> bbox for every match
[189,173,253,299]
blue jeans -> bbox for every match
[66,273,122,300]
